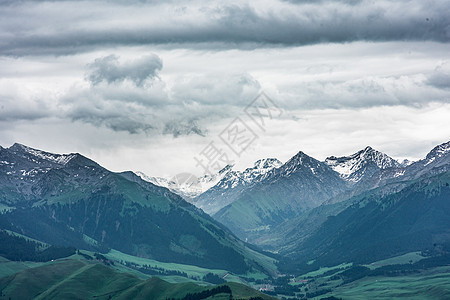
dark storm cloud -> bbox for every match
[0,0,449,56]
[87,54,162,86]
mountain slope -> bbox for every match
[213,151,348,241]
[280,170,450,272]
[0,143,275,275]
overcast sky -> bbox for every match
[0,0,449,177]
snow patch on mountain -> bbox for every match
[9,143,76,166]
[425,141,450,162]
[238,158,283,183]
[399,159,414,167]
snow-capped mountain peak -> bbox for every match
[279,151,325,177]
[325,146,399,183]
[253,158,282,170]
[218,164,234,175]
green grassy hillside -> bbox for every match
[277,253,450,299]
[323,266,450,300]
[0,257,275,300]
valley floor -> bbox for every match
[2,250,450,299]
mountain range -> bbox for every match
[137,158,283,215]
[0,143,275,275]
[1,140,450,299]
[250,141,450,272]
[143,145,410,242]
[141,141,450,261]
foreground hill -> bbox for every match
[0,143,275,275]
[0,257,275,300]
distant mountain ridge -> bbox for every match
[137,158,282,215]
[142,146,405,217]
[192,158,282,214]
[136,165,234,200]
[213,151,349,241]
[354,140,450,193]
[204,141,450,245]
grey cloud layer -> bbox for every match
[87,54,162,86]
[427,62,450,90]
[1,0,449,55]
[276,75,448,110]
[61,54,261,135]
[2,49,449,135]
